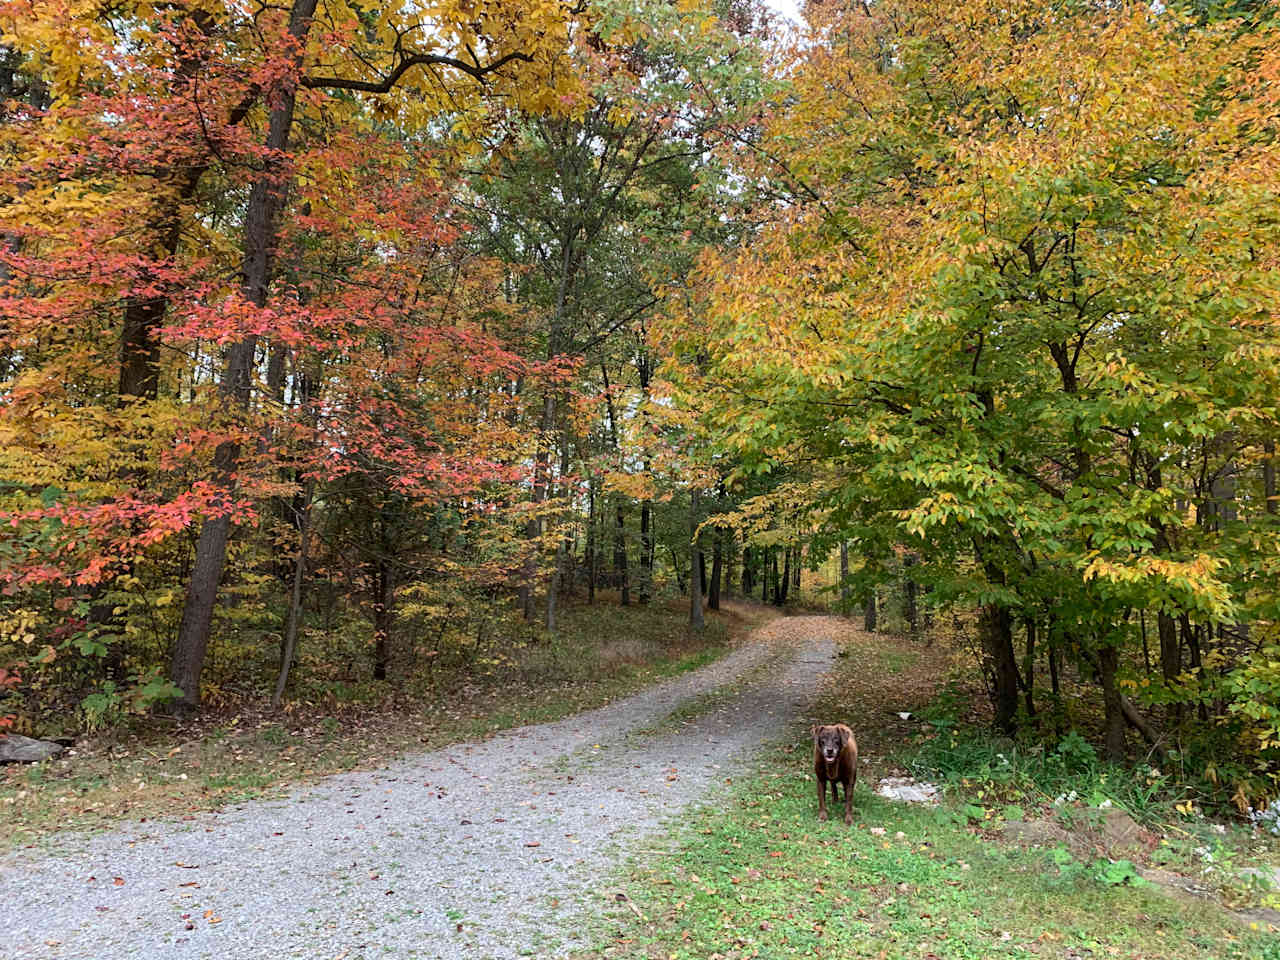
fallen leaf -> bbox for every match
[113,877,125,886]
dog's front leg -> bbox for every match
[816,777,828,821]
[843,777,854,825]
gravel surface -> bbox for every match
[3,614,840,960]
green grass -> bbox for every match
[587,626,1276,959]
[899,682,1280,912]
[593,739,1275,959]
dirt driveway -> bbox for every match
[3,614,846,960]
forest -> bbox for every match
[1,0,1279,817]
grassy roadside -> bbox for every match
[2,598,773,853]
[588,623,1278,960]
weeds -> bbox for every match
[906,685,1184,824]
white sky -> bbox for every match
[765,0,803,22]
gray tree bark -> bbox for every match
[271,484,312,709]
[689,490,704,631]
[171,0,319,709]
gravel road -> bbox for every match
[3,614,840,960]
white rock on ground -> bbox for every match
[876,776,940,805]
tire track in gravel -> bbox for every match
[2,614,843,960]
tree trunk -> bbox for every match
[904,556,919,639]
[1119,693,1166,762]
[778,547,791,605]
[1048,641,1060,698]
[792,544,801,590]
[171,0,319,710]
[119,12,222,402]
[271,485,312,709]
[1181,613,1209,723]
[586,478,596,604]
[545,433,572,632]
[839,541,850,614]
[1021,617,1037,718]
[742,546,753,595]
[979,602,1019,734]
[762,550,770,603]
[520,391,556,620]
[1098,644,1127,762]
[545,546,559,632]
[614,503,629,606]
[638,501,652,603]
[372,554,394,681]
[708,533,722,611]
[864,590,877,632]
[722,536,736,599]
[1157,612,1182,725]
[689,490,704,632]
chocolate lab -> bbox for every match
[811,723,858,824]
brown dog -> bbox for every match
[811,723,858,824]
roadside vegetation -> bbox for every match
[591,623,1280,959]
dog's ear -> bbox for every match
[837,727,848,747]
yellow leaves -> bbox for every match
[606,472,658,501]
[1,0,116,100]
[323,0,580,118]
[0,609,40,647]
[1081,552,1234,620]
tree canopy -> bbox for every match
[3,0,1280,808]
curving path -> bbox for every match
[3,614,843,960]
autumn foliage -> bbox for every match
[3,0,1280,809]
[664,0,1280,802]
